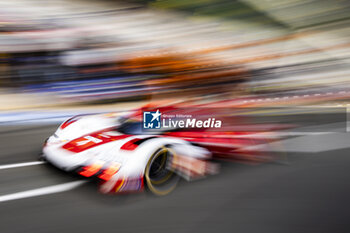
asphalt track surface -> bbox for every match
[0,124,350,233]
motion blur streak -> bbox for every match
[79,162,104,177]
[98,163,121,181]
[1,0,350,106]
[1,0,350,232]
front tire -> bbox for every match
[144,147,179,195]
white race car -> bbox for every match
[42,112,213,195]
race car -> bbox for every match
[42,104,282,195]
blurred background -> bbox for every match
[1,0,350,111]
[1,1,350,233]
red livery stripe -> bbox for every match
[120,138,141,151]
[60,118,78,129]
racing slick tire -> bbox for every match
[144,147,180,195]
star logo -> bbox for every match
[143,109,162,129]
[150,110,161,122]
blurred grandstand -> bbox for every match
[1,0,350,109]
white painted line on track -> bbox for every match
[0,180,87,203]
[0,161,46,170]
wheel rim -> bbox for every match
[145,147,179,195]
